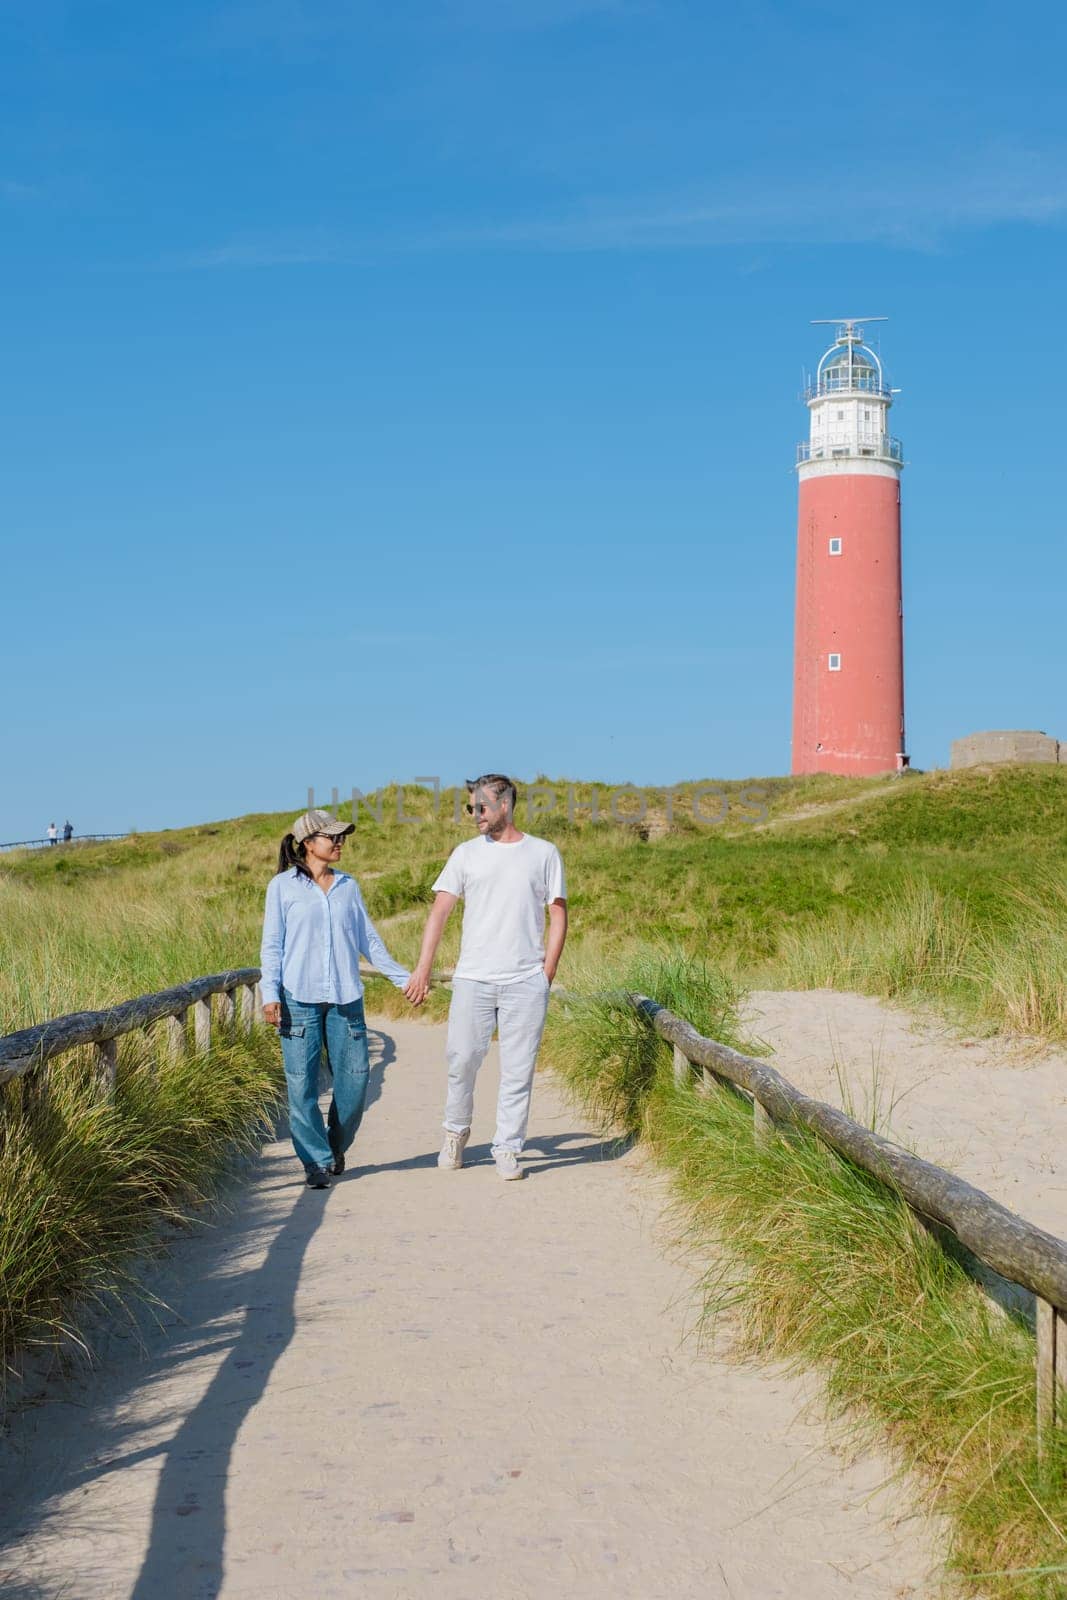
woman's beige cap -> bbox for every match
[291,808,354,843]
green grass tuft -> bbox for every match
[547,948,754,1135]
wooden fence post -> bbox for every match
[165,1009,187,1061]
[93,1037,117,1096]
[239,984,256,1034]
[22,1062,49,1114]
[672,1044,689,1087]
[194,996,212,1053]
[254,982,263,1015]
[753,1098,775,1147]
[1036,1297,1067,1459]
[217,987,236,1030]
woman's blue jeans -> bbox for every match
[279,989,371,1174]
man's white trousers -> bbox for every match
[443,970,551,1153]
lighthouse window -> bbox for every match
[829,537,842,555]
[836,409,844,420]
[828,653,841,671]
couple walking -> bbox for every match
[259,775,568,1189]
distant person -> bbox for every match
[260,809,416,1190]
[47,822,58,846]
[407,775,567,1181]
[62,820,73,843]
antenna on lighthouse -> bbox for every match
[812,316,888,343]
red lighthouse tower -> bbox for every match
[791,319,907,776]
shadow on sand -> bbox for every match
[0,1029,396,1600]
[350,1127,634,1181]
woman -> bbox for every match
[260,808,413,1188]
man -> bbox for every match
[406,775,567,1180]
[62,820,73,843]
[47,822,58,846]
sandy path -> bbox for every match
[745,781,903,833]
[744,990,1067,1237]
[0,1017,946,1600]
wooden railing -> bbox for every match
[0,970,262,1094]
[632,993,1067,1456]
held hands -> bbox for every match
[264,986,426,1020]
[405,967,431,1006]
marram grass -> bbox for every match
[773,869,1067,1043]
[0,1026,283,1384]
[545,952,1067,1599]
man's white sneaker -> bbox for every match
[494,1149,524,1181]
[438,1129,470,1170]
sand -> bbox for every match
[0,1013,950,1600]
[743,990,1067,1238]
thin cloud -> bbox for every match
[163,144,1067,269]
[453,146,1067,252]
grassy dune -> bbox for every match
[2,763,1064,1040]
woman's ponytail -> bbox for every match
[277,832,311,879]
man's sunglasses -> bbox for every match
[465,801,492,815]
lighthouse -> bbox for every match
[791,319,907,776]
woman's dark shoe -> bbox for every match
[305,1166,331,1189]
[330,1152,346,1176]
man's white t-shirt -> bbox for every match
[432,833,566,984]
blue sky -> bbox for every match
[2,0,1065,840]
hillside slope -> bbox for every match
[1,766,1064,1039]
